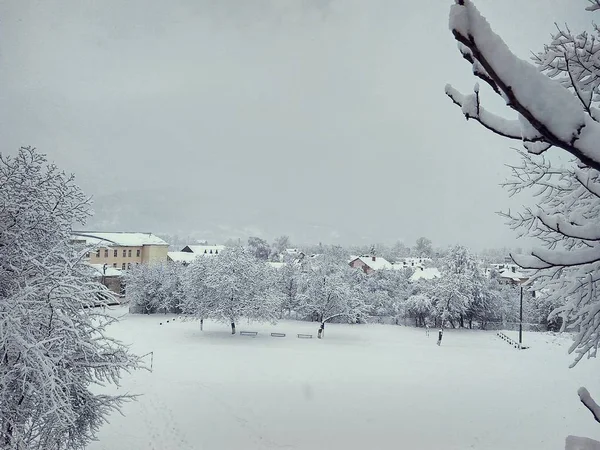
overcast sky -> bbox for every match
[0,0,591,250]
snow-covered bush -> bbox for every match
[124,263,184,314]
[0,147,141,449]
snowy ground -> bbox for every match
[88,306,600,450]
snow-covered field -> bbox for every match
[89,306,600,450]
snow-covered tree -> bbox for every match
[362,269,411,320]
[429,245,483,328]
[269,235,291,262]
[124,263,179,314]
[204,247,280,334]
[387,241,411,262]
[297,252,368,334]
[0,147,141,449]
[446,0,600,366]
[414,237,433,258]
[247,236,271,261]
[404,294,434,327]
[180,257,215,329]
[277,261,303,318]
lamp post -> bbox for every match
[519,285,523,346]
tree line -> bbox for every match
[124,244,555,334]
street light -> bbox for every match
[519,285,523,346]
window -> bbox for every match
[122,263,126,270]
[104,249,108,258]
[113,263,117,268]
[96,249,100,257]
[123,249,126,257]
[127,263,131,270]
[114,249,118,257]
[136,249,140,257]
[86,252,90,258]
[128,249,132,257]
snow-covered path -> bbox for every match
[88,307,600,450]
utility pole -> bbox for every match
[519,285,523,346]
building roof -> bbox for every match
[168,252,199,264]
[409,267,441,282]
[181,244,226,254]
[498,268,528,281]
[351,256,394,271]
[267,262,286,269]
[73,231,168,247]
[88,263,123,277]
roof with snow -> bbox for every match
[73,231,168,247]
[350,256,394,271]
[88,263,123,277]
[409,267,441,282]
[168,252,199,264]
[498,268,528,281]
[267,262,286,269]
[181,244,225,255]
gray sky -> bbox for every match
[0,0,591,250]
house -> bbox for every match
[180,244,226,255]
[167,252,200,265]
[349,255,393,274]
[497,267,530,285]
[409,267,441,282]
[487,263,530,285]
[73,231,169,270]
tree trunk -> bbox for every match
[200,318,203,331]
[231,322,236,335]
[415,317,418,327]
[459,315,465,328]
[469,319,472,329]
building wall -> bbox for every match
[88,246,144,269]
[101,276,123,297]
[349,259,373,274]
[141,245,169,264]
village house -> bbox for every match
[72,231,169,270]
[349,255,394,274]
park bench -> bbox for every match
[271,332,286,338]
[297,333,313,339]
[240,331,258,337]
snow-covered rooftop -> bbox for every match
[352,256,394,271]
[88,263,122,277]
[409,267,441,282]
[181,245,226,255]
[168,252,199,264]
[73,232,168,247]
[498,268,528,281]
[267,262,286,269]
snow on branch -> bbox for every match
[447,0,600,172]
[536,211,600,241]
[512,246,600,269]
[578,387,600,424]
[587,0,600,12]
[445,84,522,139]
